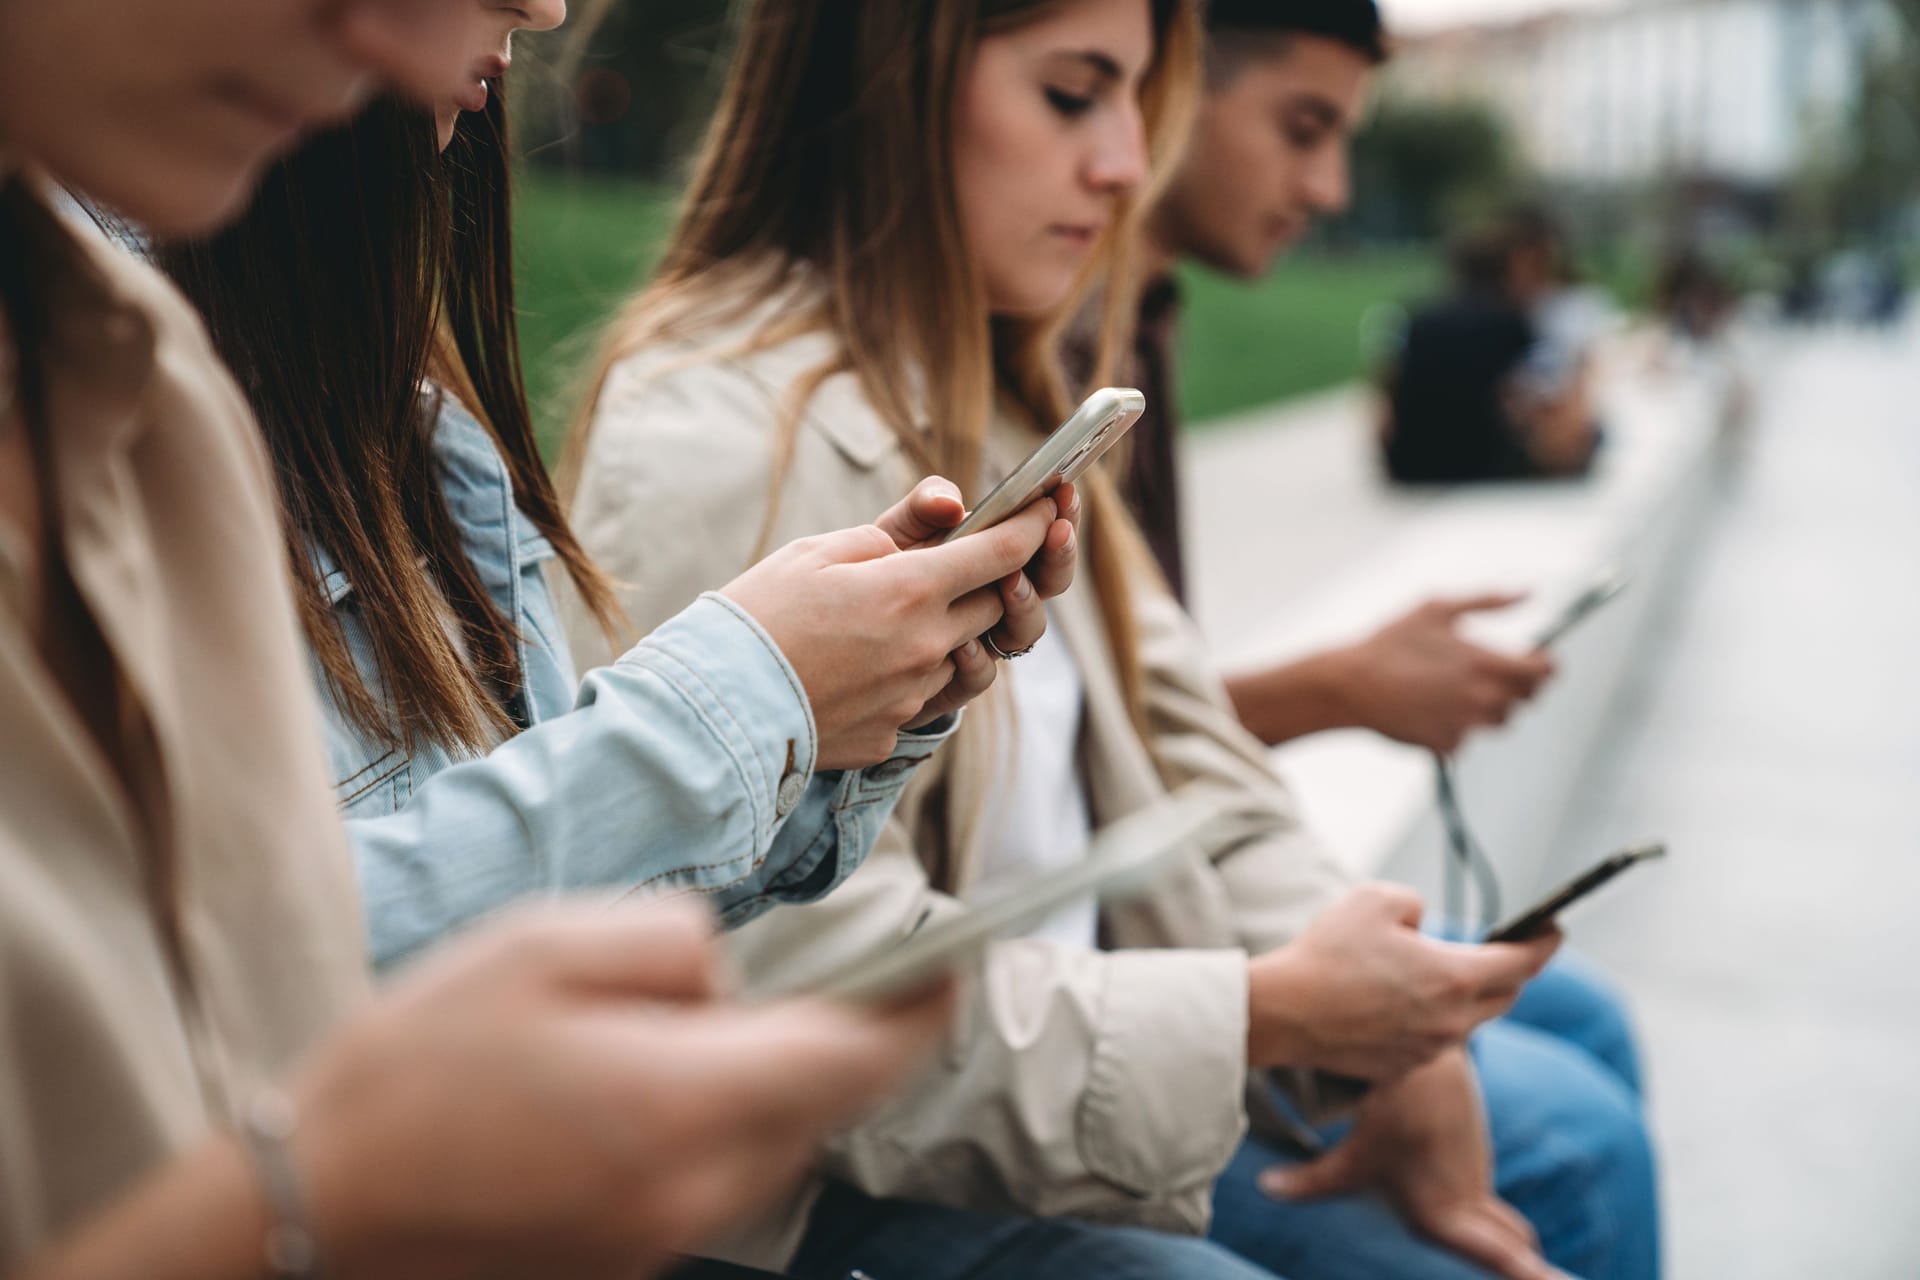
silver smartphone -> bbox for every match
[1533,565,1628,650]
[936,388,1147,544]
[755,792,1222,1005]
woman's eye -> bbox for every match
[1045,87,1095,118]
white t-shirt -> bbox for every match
[967,611,1099,948]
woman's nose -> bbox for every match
[495,0,566,34]
[1085,107,1148,197]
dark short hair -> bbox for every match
[1207,0,1389,65]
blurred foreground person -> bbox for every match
[1124,3,1658,1276]
[0,2,949,1275]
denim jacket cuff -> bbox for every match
[619,592,819,849]
[846,712,960,801]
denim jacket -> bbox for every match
[314,393,954,969]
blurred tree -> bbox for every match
[1337,98,1525,244]
[518,0,732,178]
[1784,0,1920,249]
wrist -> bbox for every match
[286,1058,387,1273]
[240,1092,321,1279]
[1246,949,1311,1069]
[1306,644,1369,731]
[1228,650,1362,747]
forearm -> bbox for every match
[13,1139,270,1280]
[354,593,832,969]
[1224,648,1361,747]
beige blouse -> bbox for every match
[0,184,369,1262]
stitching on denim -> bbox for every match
[339,758,407,806]
[767,815,838,892]
[633,644,772,841]
[702,593,818,766]
[334,749,399,790]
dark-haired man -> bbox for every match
[1117,4,1663,1280]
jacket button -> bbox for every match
[776,769,807,818]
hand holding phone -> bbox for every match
[1485,842,1667,943]
[1533,565,1628,650]
[937,388,1146,544]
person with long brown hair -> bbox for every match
[158,1,1083,973]
[567,2,1568,1278]
[0,1,955,1277]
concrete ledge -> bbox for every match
[1182,342,1735,909]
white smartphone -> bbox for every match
[1533,565,1628,650]
[755,793,1223,1005]
[936,388,1147,544]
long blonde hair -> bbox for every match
[570,0,1201,731]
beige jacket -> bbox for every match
[0,191,369,1261]
[569,311,1354,1265]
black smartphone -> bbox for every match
[1532,566,1628,650]
[1485,842,1667,943]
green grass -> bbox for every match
[513,173,678,456]
[512,171,1441,453]
[1173,251,1439,423]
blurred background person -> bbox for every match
[1381,212,1602,485]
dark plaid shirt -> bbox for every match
[1066,275,1190,604]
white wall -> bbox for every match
[1388,0,1877,185]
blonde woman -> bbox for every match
[568,2,1580,1278]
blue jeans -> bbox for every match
[789,1179,1281,1279]
[1211,955,1659,1280]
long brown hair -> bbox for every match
[160,89,620,755]
[571,0,1201,730]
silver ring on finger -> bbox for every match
[983,631,1036,661]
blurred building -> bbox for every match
[1389,0,1883,188]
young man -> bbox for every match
[1123,4,1663,1279]
[1127,0,1553,756]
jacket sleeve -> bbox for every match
[351,592,957,970]
[1131,583,1356,954]
[1129,576,1376,1127]
[728,815,1254,1235]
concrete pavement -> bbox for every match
[1181,324,1920,1275]
[1550,325,1920,1278]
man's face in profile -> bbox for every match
[1155,33,1374,280]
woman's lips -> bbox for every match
[1051,225,1104,249]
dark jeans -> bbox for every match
[789,1180,1279,1279]
[1211,954,1659,1280]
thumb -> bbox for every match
[1357,881,1426,932]
[873,476,967,549]
[1258,1142,1364,1202]
[1436,591,1528,620]
[915,498,1056,596]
